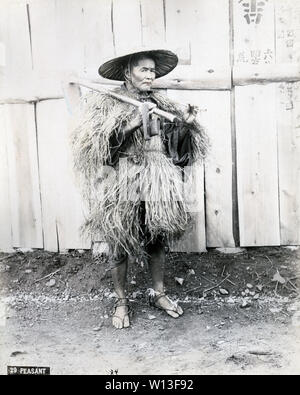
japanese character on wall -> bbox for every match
[239,0,269,24]
[236,48,273,64]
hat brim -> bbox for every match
[98,49,178,81]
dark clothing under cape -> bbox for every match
[71,84,209,260]
[107,85,198,169]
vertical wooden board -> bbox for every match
[0,0,33,99]
[235,84,280,246]
[35,101,59,252]
[233,0,275,66]
[140,0,165,47]
[112,0,142,55]
[28,0,85,97]
[36,99,91,251]
[0,106,13,252]
[59,100,91,250]
[275,0,300,64]
[27,0,57,73]
[175,164,206,253]
[82,0,115,79]
[165,0,230,70]
[51,0,85,73]
[5,104,43,248]
[168,90,235,249]
[164,0,194,66]
[191,0,230,67]
[167,90,206,252]
[202,91,235,248]
[277,82,300,245]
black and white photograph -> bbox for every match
[0,0,300,377]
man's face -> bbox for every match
[126,57,156,92]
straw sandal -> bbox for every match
[150,291,183,318]
[112,298,132,329]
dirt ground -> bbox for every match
[0,246,300,375]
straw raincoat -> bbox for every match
[72,55,209,261]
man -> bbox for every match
[72,49,209,329]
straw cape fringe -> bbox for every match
[71,87,209,258]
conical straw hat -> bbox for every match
[98,48,178,81]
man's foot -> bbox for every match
[112,298,131,329]
[152,292,183,318]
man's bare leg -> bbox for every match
[111,258,131,329]
[149,247,183,318]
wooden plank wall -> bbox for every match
[0,106,13,252]
[0,0,299,252]
[36,99,90,252]
[275,0,300,245]
[5,104,43,249]
[0,0,33,100]
[233,0,300,246]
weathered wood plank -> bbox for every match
[190,0,230,67]
[5,104,43,248]
[277,82,300,245]
[233,0,275,67]
[82,0,115,79]
[167,90,206,252]
[0,106,13,252]
[0,69,233,104]
[275,1,300,245]
[152,70,231,90]
[35,100,59,252]
[79,73,232,91]
[112,0,142,55]
[140,0,165,47]
[202,91,235,248]
[0,0,33,100]
[233,63,300,85]
[170,163,206,253]
[0,42,5,67]
[165,0,230,78]
[27,0,85,96]
[36,99,91,251]
[235,84,280,246]
[275,0,300,65]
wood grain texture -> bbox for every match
[0,106,13,252]
[167,90,235,248]
[36,99,91,251]
[112,0,142,55]
[202,91,235,248]
[277,82,300,245]
[28,0,85,97]
[167,90,206,252]
[5,104,43,248]
[0,0,33,100]
[168,90,235,248]
[140,0,165,47]
[235,84,280,246]
[82,0,115,79]
[165,0,230,80]
[233,63,300,85]
[275,0,300,65]
[233,0,275,66]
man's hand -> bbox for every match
[123,102,156,134]
[183,104,198,124]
